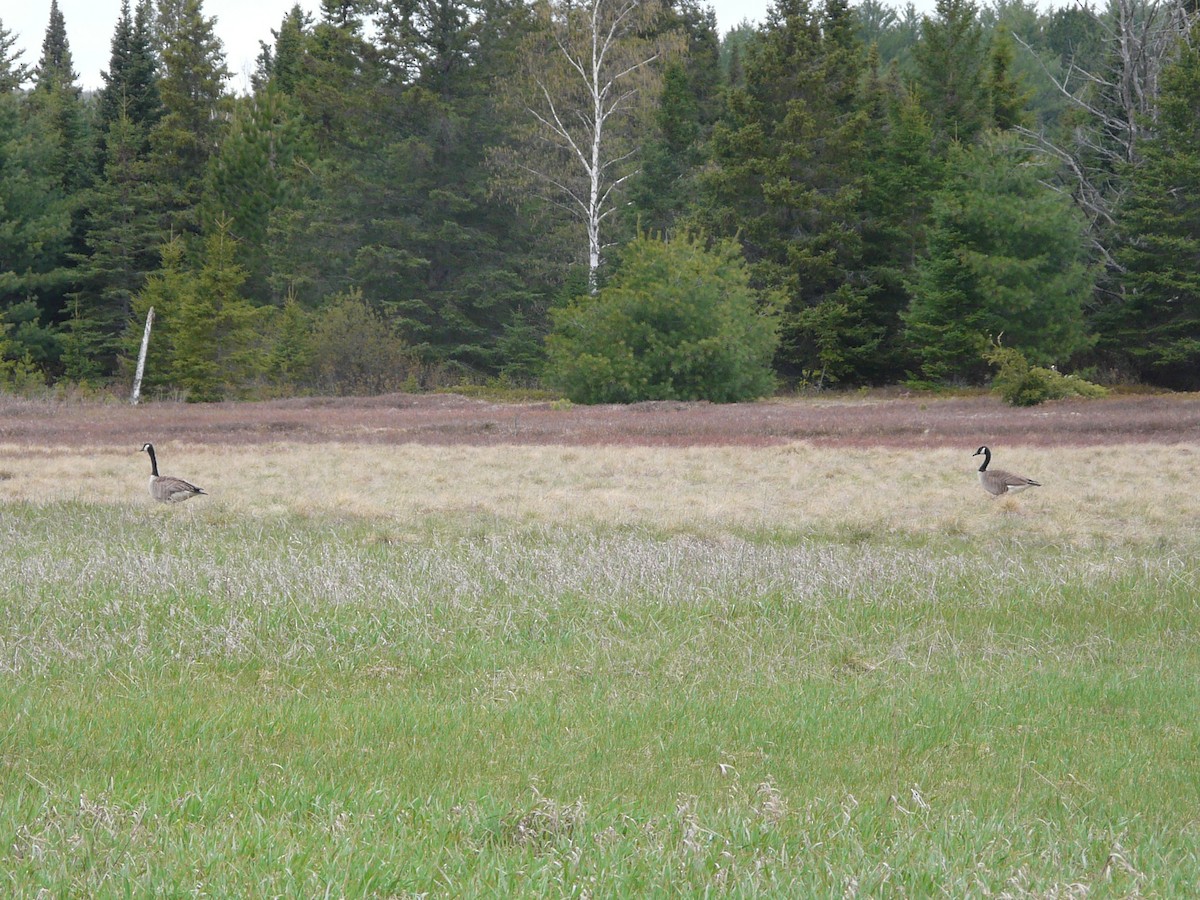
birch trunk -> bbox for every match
[130,307,154,406]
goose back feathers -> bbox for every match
[973,445,1041,496]
[141,443,207,503]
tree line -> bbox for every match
[1,0,1197,402]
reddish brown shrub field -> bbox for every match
[0,390,1198,450]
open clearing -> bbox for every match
[1,393,1198,896]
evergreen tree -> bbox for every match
[914,0,989,148]
[153,221,264,401]
[148,0,231,238]
[986,28,1031,131]
[545,234,779,403]
[253,4,313,94]
[1107,23,1200,389]
[202,85,310,303]
[856,53,942,381]
[904,135,1094,383]
[0,19,30,91]
[65,111,163,378]
[67,2,165,379]
[0,22,70,374]
[97,0,161,149]
[21,0,92,351]
[695,0,876,385]
[129,236,188,393]
[626,62,701,237]
[627,1,721,238]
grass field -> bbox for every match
[1,424,1198,895]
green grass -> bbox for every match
[1,501,1198,896]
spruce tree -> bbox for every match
[157,220,264,401]
[856,55,942,382]
[147,0,231,238]
[65,112,163,378]
[695,0,876,385]
[1108,23,1200,389]
[97,0,161,149]
[904,135,1094,383]
[23,0,92,346]
[914,0,989,149]
[202,86,309,303]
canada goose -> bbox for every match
[141,443,207,503]
[973,445,1041,496]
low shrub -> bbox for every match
[985,344,1107,406]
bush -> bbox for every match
[308,290,414,396]
[545,235,779,404]
[984,343,1107,406]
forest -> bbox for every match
[1,0,1198,402]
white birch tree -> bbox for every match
[493,0,681,291]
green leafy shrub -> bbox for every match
[545,235,779,404]
[308,290,414,396]
[985,343,1107,406]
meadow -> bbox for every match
[0,393,1198,896]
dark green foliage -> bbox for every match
[147,0,231,238]
[914,0,988,148]
[0,20,30,91]
[254,4,314,94]
[904,135,1095,384]
[695,0,879,385]
[66,2,164,379]
[545,235,778,404]
[1,0,1190,396]
[308,290,413,396]
[0,52,71,369]
[19,0,92,345]
[1107,22,1200,390]
[96,0,161,148]
[986,29,1031,131]
[627,2,722,237]
[65,113,163,378]
[202,86,310,302]
[132,223,265,401]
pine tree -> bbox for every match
[253,4,313,94]
[202,85,310,302]
[66,1,165,379]
[97,0,161,149]
[168,220,265,401]
[65,112,164,378]
[694,0,876,385]
[0,17,70,372]
[627,62,701,237]
[914,0,989,149]
[147,0,231,238]
[904,135,1095,383]
[29,0,91,195]
[1107,22,1200,389]
[0,19,30,91]
[21,0,92,354]
[856,56,942,381]
[986,29,1032,132]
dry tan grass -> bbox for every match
[2,440,1195,546]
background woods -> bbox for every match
[1,0,1198,400]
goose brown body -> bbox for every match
[973,446,1041,496]
[141,443,207,503]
